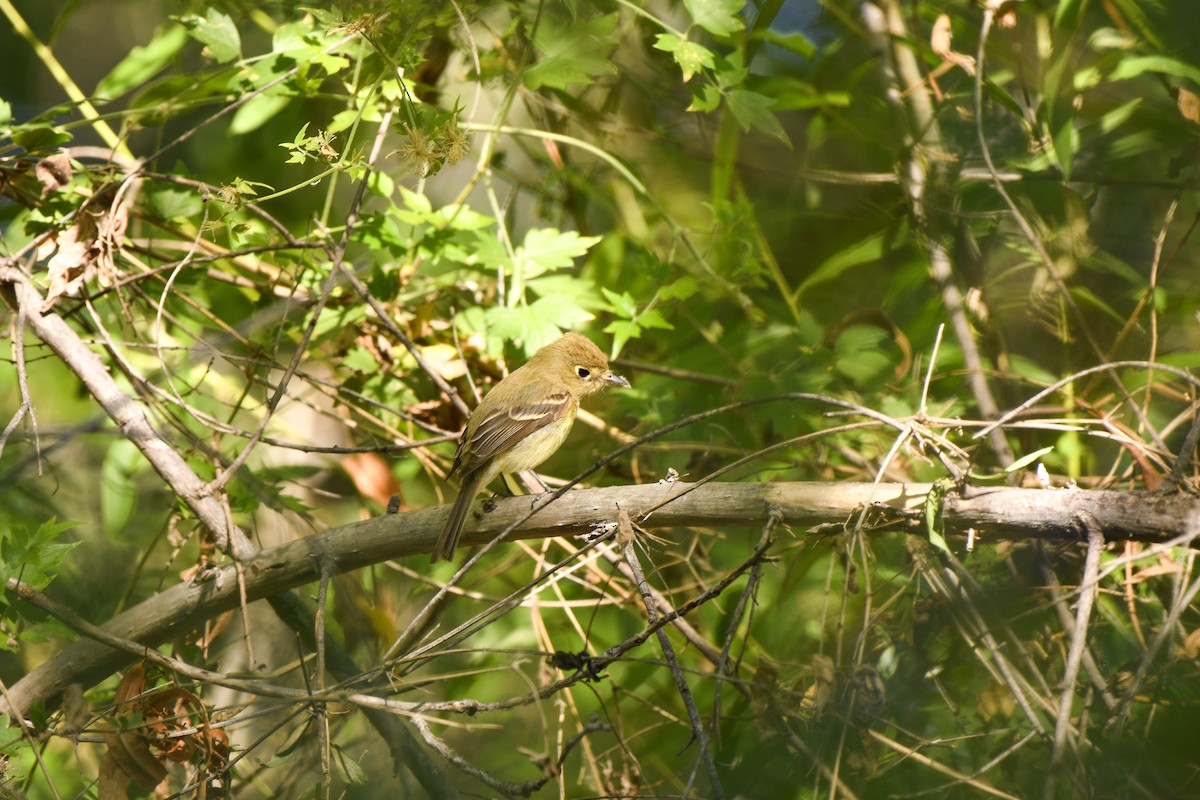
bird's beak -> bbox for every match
[605,371,630,388]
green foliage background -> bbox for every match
[2,0,1200,797]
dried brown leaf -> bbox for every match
[931,14,976,76]
[1177,87,1200,125]
[42,215,98,311]
[35,153,72,197]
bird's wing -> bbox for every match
[465,390,573,463]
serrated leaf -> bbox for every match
[684,0,746,37]
[526,273,606,306]
[653,33,683,54]
[601,287,638,318]
[654,34,714,82]
[95,24,189,102]
[604,319,642,355]
[181,7,241,63]
[725,89,790,146]
[530,294,595,329]
[524,12,618,91]
[517,229,602,278]
[688,84,722,113]
[11,125,72,154]
[638,308,673,330]
[2,518,82,590]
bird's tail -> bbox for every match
[431,469,487,563]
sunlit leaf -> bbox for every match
[684,0,746,37]
[95,24,189,101]
[179,7,242,63]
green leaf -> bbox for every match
[604,319,642,355]
[688,84,722,113]
[1054,0,1086,31]
[1049,121,1077,181]
[101,439,141,535]
[924,480,952,556]
[485,305,567,355]
[529,294,595,330]
[95,24,189,102]
[794,231,888,301]
[1004,446,1055,475]
[1042,52,1077,180]
[0,714,30,754]
[1,518,82,590]
[1097,98,1141,134]
[368,170,394,200]
[1109,55,1200,85]
[638,308,673,330]
[653,33,683,54]
[760,77,850,111]
[526,273,607,308]
[660,276,698,301]
[0,97,11,126]
[601,287,638,318]
[230,93,289,134]
[725,89,790,146]
[1006,354,1058,386]
[342,347,378,375]
[333,745,367,784]
[11,125,72,154]
[180,7,241,63]
[654,34,714,82]
[757,29,815,60]
[1069,285,1125,325]
[516,229,602,279]
[833,325,892,386]
[149,185,202,222]
[684,0,746,37]
[524,12,618,91]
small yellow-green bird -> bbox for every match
[431,333,630,563]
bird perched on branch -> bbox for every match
[432,333,630,563]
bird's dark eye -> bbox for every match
[575,366,591,378]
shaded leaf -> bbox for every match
[725,89,790,146]
[524,12,618,90]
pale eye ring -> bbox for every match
[575,365,591,378]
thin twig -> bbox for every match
[0,300,40,470]
[864,0,1013,467]
[209,107,396,492]
[971,5,1165,454]
[619,508,724,800]
[709,509,777,750]
[1044,513,1105,799]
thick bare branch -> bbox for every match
[3,480,1195,719]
